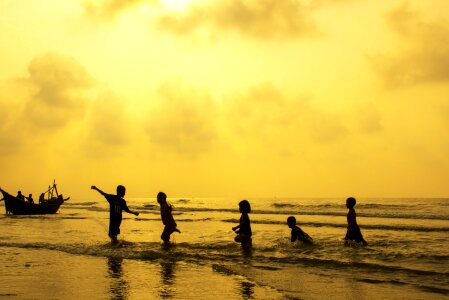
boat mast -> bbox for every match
[53,180,59,198]
[47,180,59,199]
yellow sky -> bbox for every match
[1,0,449,199]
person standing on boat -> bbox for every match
[91,185,139,245]
[27,194,34,204]
[16,191,25,201]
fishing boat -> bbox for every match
[0,181,69,215]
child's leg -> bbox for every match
[109,234,119,245]
[354,228,368,246]
[109,222,120,243]
[161,226,171,243]
[236,235,252,250]
[344,230,352,246]
[242,237,252,251]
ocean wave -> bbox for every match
[135,217,211,222]
[355,278,449,295]
[60,202,449,221]
[177,199,190,203]
[61,202,449,222]
[1,241,448,279]
[175,207,449,221]
[213,256,449,296]
[0,241,242,263]
[64,202,98,206]
[143,204,158,209]
[84,206,109,212]
[220,218,449,232]
[0,214,87,220]
[271,203,299,208]
[272,202,419,210]
[257,254,449,278]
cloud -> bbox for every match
[0,53,93,155]
[383,1,418,35]
[0,99,23,155]
[224,83,299,138]
[370,2,449,87]
[84,0,151,20]
[224,83,348,147]
[83,0,357,40]
[156,0,316,39]
[24,52,93,128]
[143,82,350,160]
[307,110,349,143]
[145,82,218,156]
[86,92,131,147]
[355,102,382,134]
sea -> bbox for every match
[0,196,448,299]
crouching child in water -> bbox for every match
[232,200,252,251]
[287,216,313,245]
[91,185,139,245]
[344,197,368,246]
[157,192,181,244]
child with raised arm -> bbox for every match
[91,185,139,245]
[287,216,313,244]
[232,200,252,251]
[157,192,181,244]
[344,197,368,246]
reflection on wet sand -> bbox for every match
[159,260,177,298]
[241,280,255,299]
[107,257,129,300]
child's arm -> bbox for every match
[127,208,139,216]
[296,227,313,242]
[232,214,245,231]
[291,232,297,242]
[303,231,313,241]
[122,201,139,216]
[91,186,107,197]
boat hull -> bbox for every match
[1,190,64,215]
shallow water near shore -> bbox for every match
[1,197,448,299]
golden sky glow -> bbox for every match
[1,0,449,198]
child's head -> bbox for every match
[346,197,356,208]
[157,192,167,204]
[287,216,296,228]
[238,200,251,213]
[116,185,126,197]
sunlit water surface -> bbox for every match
[1,197,448,299]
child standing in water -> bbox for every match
[344,197,368,246]
[287,216,313,244]
[91,185,139,245]
[157,192,181,244]
[232,200,252,251]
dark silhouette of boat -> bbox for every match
[0,181,69,215]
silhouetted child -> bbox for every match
[344,197,368,246]
[157,192,181,244]
[287,216,313,244]
[232,200,252,250]
[91,185,139,245]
